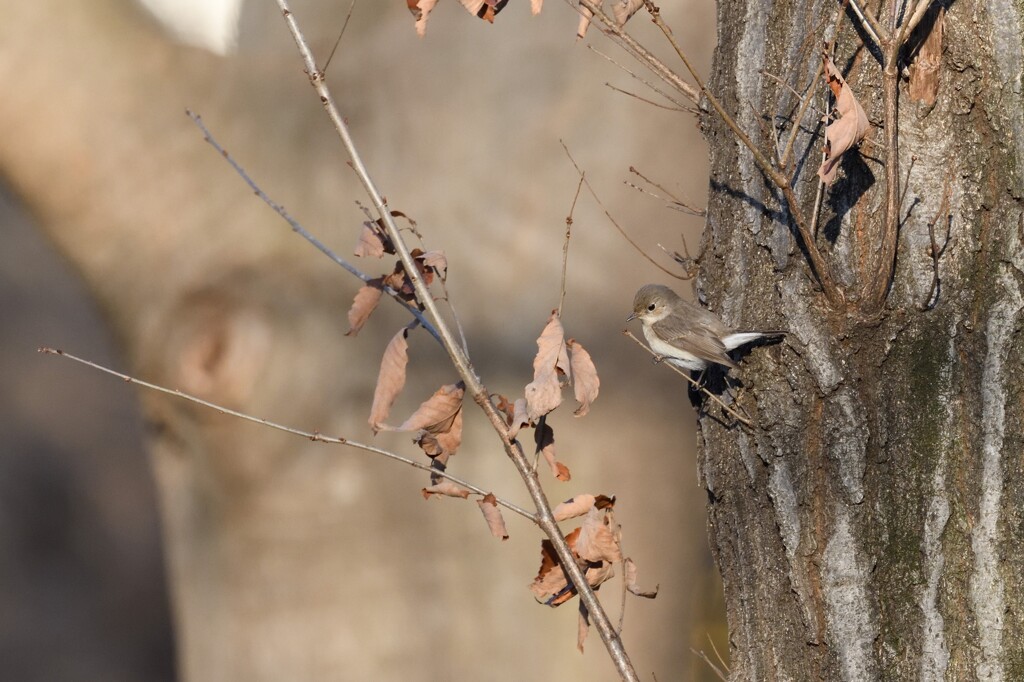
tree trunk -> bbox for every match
[701,0,1024,678]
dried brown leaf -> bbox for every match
[354,224,386,258]
[575,507,622,564]
[567,339,599,417]
[477,493,509,540]
[509,398,531,440]
[420,250,448,278]
[421,481,472,499]
[529,529,581,605]
[818,54,870,184]
[577,603,591,653]
[345,280,384,336]
[458,0,508,23]
[611,0,644,26]
[535,420,571,481]
[409,0,438,36]
[524,311,568,421]
[368,328,409,433]
[552,494,597,521]
[624,557,659,598]
[414,408,463,461]
[531,0,544,14]
[398,382,465,432]
[576,3,594,39]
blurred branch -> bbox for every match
[38,347,535,521]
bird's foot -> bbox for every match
[651,354,666,365]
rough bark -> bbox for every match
[700,0,1024,678]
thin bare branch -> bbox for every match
[622,330,753,427]
[274,3,639,679]
[897,0,936,46]
[561,143,688,280]
[323,0,358,74]
[922,172,953,310]
[628,166,706,216]
[39,347,535,521]
[560,172,585,317]
[588,45,696,113]
[707,632,730,673]
[604,82,689,111]
[846,0,888,46]
[186,110,443,345]
[691,648,729,681]
[573,0,700,105]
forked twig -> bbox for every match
[561,142,688,280]
[622,330,753,427]
[559,172,585,316]
[588,45,695,113]
[185,110,443,345]
[39,348,535,521]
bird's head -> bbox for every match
[627,284,676,323]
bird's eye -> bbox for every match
[647,303,656,311]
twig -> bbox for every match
[604,82,689,112]
[690,648,729,681]
[561,143,688,280]
[322,0,358,74]
[38,347,535,521]
[587,45,696,113]
[185,110,443,345]
[274,3,640,680]
[897,0,936,47]
[846,0,888,47]
[707,632,730,673]
[922,172,953,310]
[560,172,585,317]
[573,0,700,105]
[622,330,753,427]
[628,166,705,216]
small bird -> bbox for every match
[627,284,784,372]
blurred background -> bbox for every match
[0,0,722,679]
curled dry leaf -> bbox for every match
[524,311,569,421]
[535,420,571,481]
[477,493,509,540]
[577,603,591,653]
[420,250,448,279]
[576,2,595,39]
[818,54,870,184]
[531,0,544,14]
[368,327,410,433]
[408,0,439,37]
[345,280,384,336]
[354,224,386,258]
[399,381,465,432]
[422,480,473,500]
[552,493,616,521]
[567,339,599,417]
[529,520,618,607]
[459,0,509,23]
[624,557,659,598]
[575,506,622,564]
[611,0,644,26]
[509,398,531,440]
[414,408,463,466]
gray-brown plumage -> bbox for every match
[627,284,784,371]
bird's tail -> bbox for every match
[722,331,786,351]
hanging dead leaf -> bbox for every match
[508,398,531,440]
[535,419,571,481]
[422,480,473,499]
[611,0,644,26]
[414,408,463,464]
[477,493,509,540]
[345,280,384,336]
[531,0,544,14]
[624,557,658,598]
[420,250,448,279]
[577,603,591,653]
[399,382,465,432]
[567,339,599,416]
[529,527,618,606]
[552,494,597,521]
[576,3,595,39]
[575,506,622,564]
[368,327,410,433]
[409,0,439,36]
[458,0,509,22]
[524,311,569,421]
[818,53,870,184]
[354,224,386,258]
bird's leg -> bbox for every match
[651,354,666,365]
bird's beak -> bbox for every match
[626,311,637,322]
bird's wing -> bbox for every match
[657,317,737,368]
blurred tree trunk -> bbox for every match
[699,0,1024,679]
[0,1,712,680]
